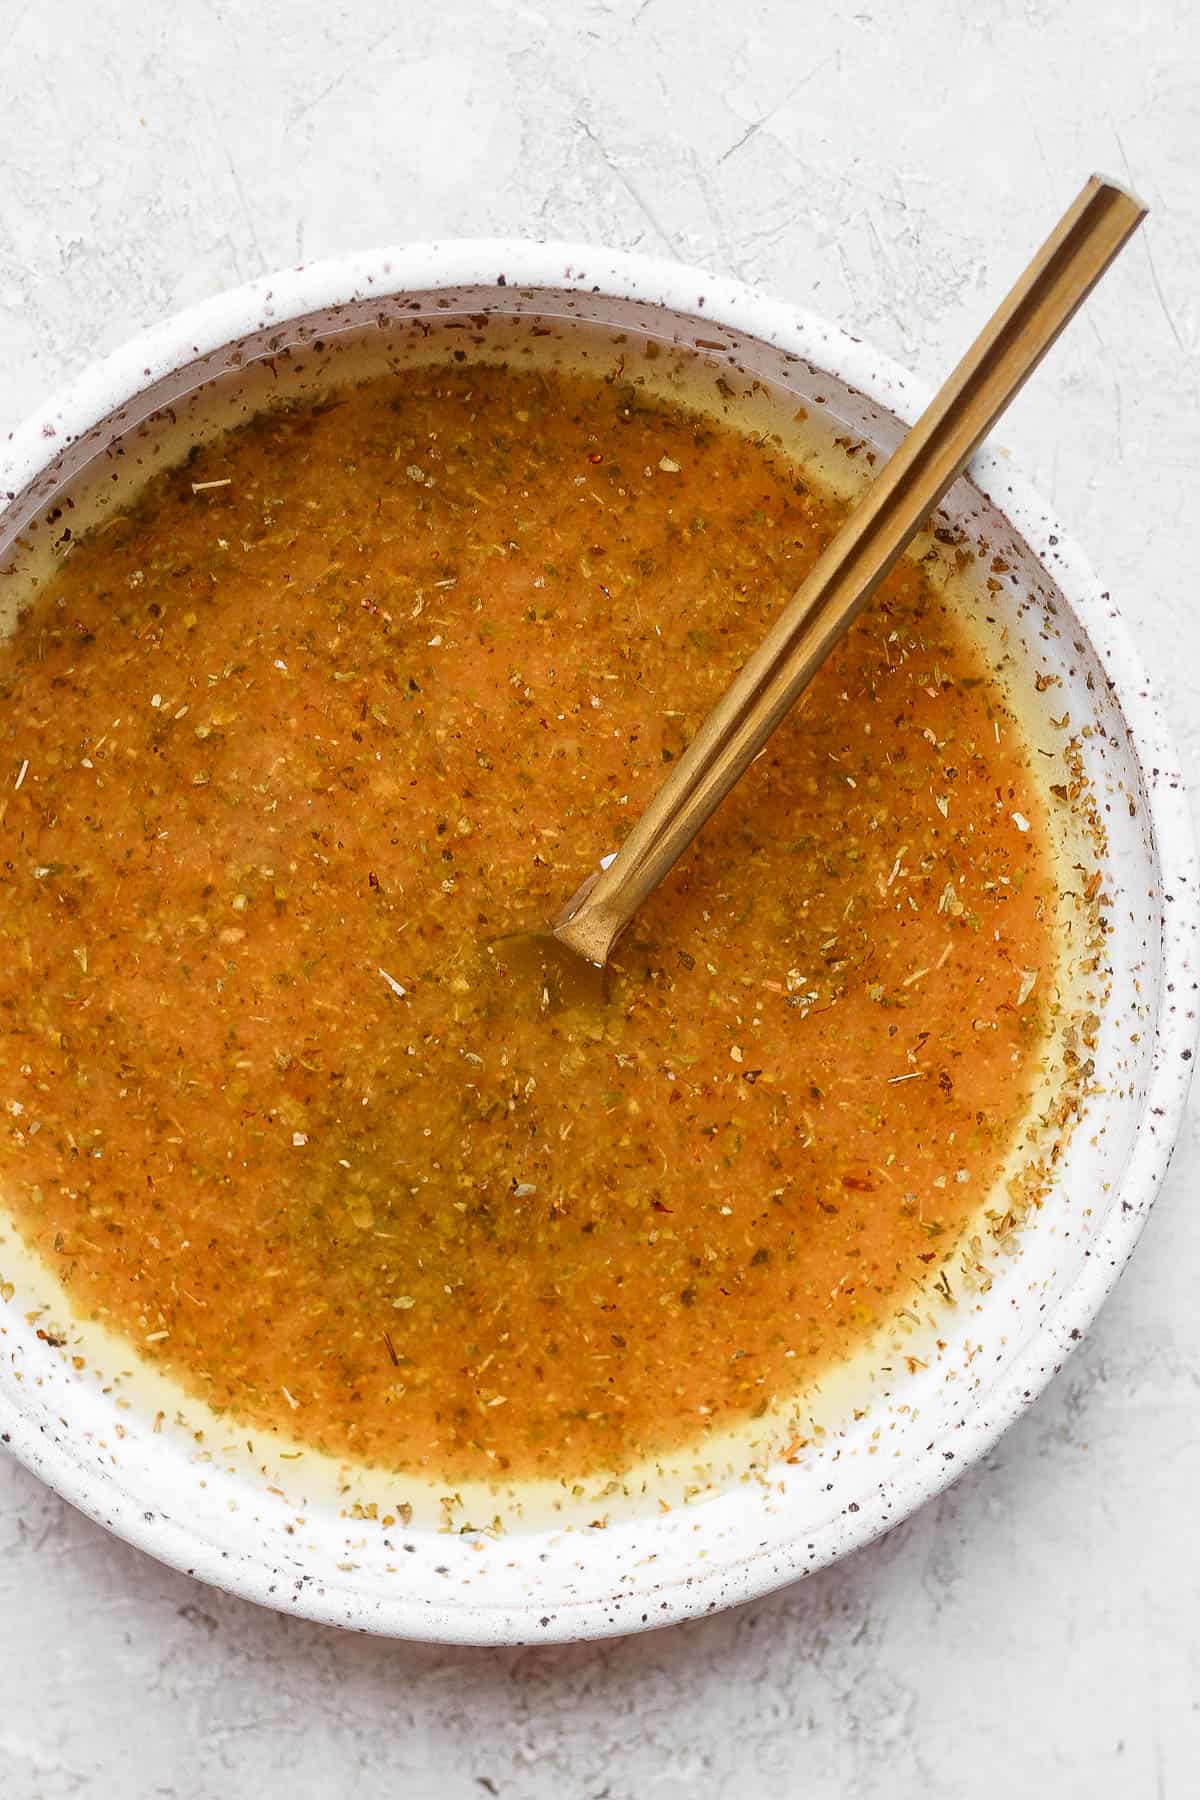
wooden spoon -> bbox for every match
[493,175,1146,1010]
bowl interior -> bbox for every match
[0,267,1190,1643]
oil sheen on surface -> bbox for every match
[0,361,1056,1484]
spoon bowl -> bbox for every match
[486,930,610,1017]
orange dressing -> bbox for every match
[0,361,1056,1482]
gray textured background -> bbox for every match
[2,1,1198,1794]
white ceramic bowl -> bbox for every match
[1,243,1196,1643]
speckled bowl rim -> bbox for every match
[1,239,1196,1643]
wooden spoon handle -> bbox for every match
[555,173,1146,967]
